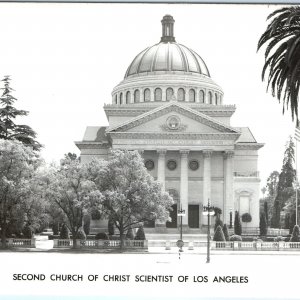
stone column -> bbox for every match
[130,89,134,104]
[202,150,212,207]
[150,88,154,102]
[157,149,166,190]
[180,150,189,226]
[223,151,234,224]
[162,88,166,102]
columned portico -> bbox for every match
[223,150,234,224]
[180,150,189,226]
[202,150,212,208]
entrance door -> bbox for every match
[166,204,177,228]
[188,205,199,228]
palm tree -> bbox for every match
[258,6,300,125]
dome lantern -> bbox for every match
[161,15,176,43]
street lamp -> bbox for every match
[177,205,186,252]
[203,199,215,263]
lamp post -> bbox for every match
[177,205,185,252]
[203,199,215,263]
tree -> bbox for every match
[290,225,300,242]
[83,215,91,236]
[0,76,41,150]
[90,150,173,249]
[214,213,223,232]
[234,211,242,235]
[46,157,101,248]
[264,201,269,226]
[266,171,280,198]
[222,224,230,241]
[60,224,70,239]
[258,7,300,125]
[0,140,43,247]
[213,225,225,242]
[108,217,115,236]
[135,226,146,240]
[260,212,267,236]
[271,137,296,227]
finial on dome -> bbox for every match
[161,15,175,43]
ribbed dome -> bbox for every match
[125,42,210,78]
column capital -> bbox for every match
[224,150,234,159]
[180,150,190,157]
[157,149,167,156]
[203,150,213,158]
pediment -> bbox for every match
[106,102,240,135]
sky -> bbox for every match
[0,3,296,186]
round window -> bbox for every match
[167,160,177,171]
[145,160,155,171]
[189,160,199,171]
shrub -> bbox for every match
[229,235,242,241]
[76,228,86,240]
[95,232,109,240]
[213,225,225,241]
[135,226,146,240]
[222,224,230,241]
[60,224,70,239]
[126,228,135,240]
[290,225,300,242]
[83,215,91,235]
[214,214,223,232]
[241,213,252,223]
[108,218,115,236]
[52,223,59,235]
[23,224,33,239]
[259,212,267,236]
[234,211,242,235]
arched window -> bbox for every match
[177,88,185,101]
[199,90,205,103]
[134,90,140,103]
[189,89,195,102]
[144,88,150,102]
[126,91,130,104]
[215,93,218,105]
[119,93,123,105]
[166,88,174,101]
[209,91,213,104]
[154,88,162,101]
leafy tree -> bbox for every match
[264,201,269,226]
[0,76,41,150]
[46,157,101,248]
[0,140,42,247]
[213,225,225,242]
[234,211,242,235]
[108,217,115,236]
[266,171,280,198]
[260,212,267,236]
[290,224,300,242]
[90,150,173,249]
[222,224,230,241]
[83,215,91,236]
[22,223,33,239]
[258,7,300,124]
[271,137,296,227]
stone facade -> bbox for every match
[75,15,263,231]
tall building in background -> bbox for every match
[76,15,264,232]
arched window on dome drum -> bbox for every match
[215,93,218,105]
[134,90,140,103]
[154,88,162,101]
[199,90,205,103]
[189,89,195,102]
[126,91,130,104]
[166,88,174,101]
[119,93,123,105]
[114,95,117,105]
[177,88,185,101]
[144,88,150,102]
[209,92,213,104]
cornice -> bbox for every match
[235,143,264,150]
[75,141,109,150]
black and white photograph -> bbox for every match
[0,2,300,299]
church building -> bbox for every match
[75,15,264,231]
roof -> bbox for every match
[82,126,108,142]
[234,127,257,143]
